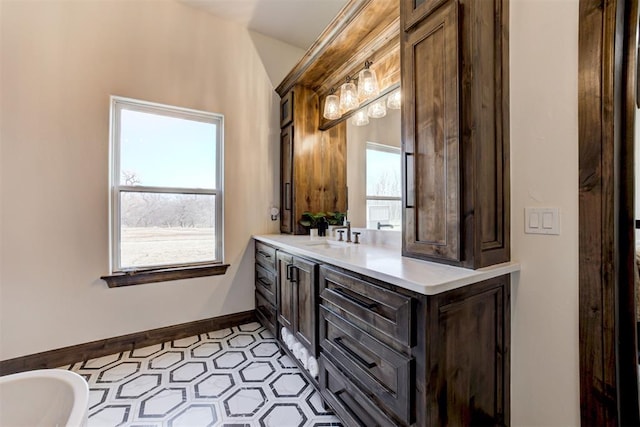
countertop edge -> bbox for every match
[253,234,520,296]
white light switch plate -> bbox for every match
[525,207,560,235]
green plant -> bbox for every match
[299,211,346,228]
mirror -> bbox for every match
[346,106,401,231]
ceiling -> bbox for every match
[181,0,349,50]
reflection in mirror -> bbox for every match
[347,108,401,230]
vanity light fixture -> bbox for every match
[351,108,369,126]
[367,99,387,118]
[387,88,401,109]
[339,76,359,113]
[323,88,341,120]
[357,61,380,103]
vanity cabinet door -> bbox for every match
[277,252,319,357]
[277,252,294,331]
[280,125,294,234]
[402,0,461,264]
[292,256,318,356]
[401,0,448,31]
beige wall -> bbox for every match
[510,0,580,425]
[0,0,301,360]
[1,0,584,423]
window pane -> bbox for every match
[119,192,216,268]
[366,147,401,197]
[120,109,217,189]
[366,199,402,230]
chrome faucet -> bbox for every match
[377,222,394,230]
[334,221,351,242]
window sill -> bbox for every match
[101,264,230,288]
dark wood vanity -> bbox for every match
[254,236,511,426]
[258,0,512,425]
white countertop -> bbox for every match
[253,234,520,296]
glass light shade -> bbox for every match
[387,89,401,109]
[323,94,341,120]
[357,68,379,102]
[367,99,387,118]
[351,109,369,126]
[339,81,359,112]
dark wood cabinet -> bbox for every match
[277,86,347,235]
[317,263,510,427]
[254,242,277,335]
[402,0,461,264]
[401,0,510,269]
[280,125,294,234]
[401,0,448,31]
[424,275,510,426]
[276,251,319,357]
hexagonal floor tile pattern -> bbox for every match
[67,323,341,426]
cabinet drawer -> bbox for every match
[320,306,413,424]
[255,241,277,271]
[320,355,397,427]
[319,266,413,348]
[255,263,276,305]
[255,290,276,335]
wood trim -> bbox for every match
[578,0,639,424]
[0,310,256,376]
[101,263,230,287]
[276,0,371,96]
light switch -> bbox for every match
[525,207,560,235]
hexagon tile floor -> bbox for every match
[64,322,342,427]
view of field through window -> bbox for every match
[120,192,216,268]
[114,104,220,270]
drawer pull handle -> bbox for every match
[333,288,377,310]
[257,250,272,258]
[334,337,377,369]
[257,277,271,288]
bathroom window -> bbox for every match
[366,142,401,230]
[104,97,225,286]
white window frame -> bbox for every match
[108,96,224,273]
[365,141,401,203]
[365,142,401,230]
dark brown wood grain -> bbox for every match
[282,85,347,235]
[618,0,640,423]
[101,263,229,287]
[460,0,511,268]
[578,0,640,424]
[578,0,623,425]
[402,0,461,263]
[426,276,510,426]
[277,251,320,357]
[0,310,256,376]
[276,0,399,97]
[280,124,294,233]
[401,0,510,269]
[402,0,448,31]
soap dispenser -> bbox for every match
[317,217,328,237]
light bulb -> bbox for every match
[323,94,340,120]
[351,109,369,126]
[358,67,379,102]
[387,89,401,109]
[339,80,359,113]
[367,99,387,118]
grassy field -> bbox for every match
[121,227,215,268]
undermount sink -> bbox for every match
[303,239,352,249]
